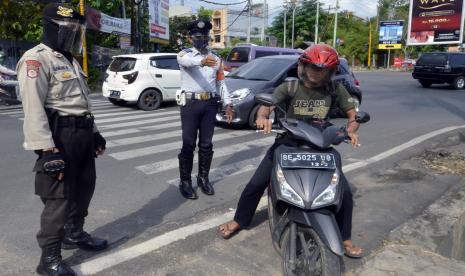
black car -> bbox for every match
[412,52,465,89]
[216,55,362,128]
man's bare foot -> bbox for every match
[343,240,364,258]
[218,220,241,239]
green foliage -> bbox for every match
[215,48,231,59]
[198,6,213,21]
[0,0,44,41]
[160,15,196,52]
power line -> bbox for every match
[222,4,249,32]
[199,0,248,5]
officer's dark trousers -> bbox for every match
[233,138,354,241]
[35,126,96,249]
[179,98,219,158]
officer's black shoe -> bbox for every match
[62,231,108,251]
[179,179,198,199]
[197,176,214,195]
[36,245,76,276]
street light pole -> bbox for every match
[291,0,297,49]
[283,1,288,48]
[368,20,372,67]
[247,0,252,43]
[261,0,267,42]
[333,0,339,48]
[315,0,319,44]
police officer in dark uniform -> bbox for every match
[17,4,107,275]
[176,19,234,200]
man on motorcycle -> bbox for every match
[218,44,363,258]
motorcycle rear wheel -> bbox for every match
[281,226,342,276]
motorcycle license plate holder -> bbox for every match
[280,152,336,169]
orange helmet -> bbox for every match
[299,44,339,70]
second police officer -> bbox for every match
[176,19,234,200]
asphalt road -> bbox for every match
[1,71,465,275]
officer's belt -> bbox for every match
[56,114,94,129]
[185,92,216,101]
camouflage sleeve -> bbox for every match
[335,83,356,112]
[17,54,55,150]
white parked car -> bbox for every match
[102,53,181,110]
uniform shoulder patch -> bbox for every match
[25,60,42,79]
[179,48,192,57]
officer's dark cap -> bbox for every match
[188,19,212,35]
[43,3,85,23]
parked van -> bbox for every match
[413,52,465,89]
[224,44,301,71]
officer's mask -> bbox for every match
[190,33,210,53]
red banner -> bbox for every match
[407,0,465,45]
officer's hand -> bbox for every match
[348,131,360,148]
[201,55,217,67]
[256,117,273,134]
[94,132,106,157]
[225,105,235,124]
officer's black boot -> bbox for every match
[197,151,214,195]
[178,153,198,199]
[62,223,108,251]
[36,244,76,276]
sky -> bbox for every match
[171,0,378,21]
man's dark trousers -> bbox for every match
[179,97,219,158]
[35,124,96,249]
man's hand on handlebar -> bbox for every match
[347,131,360,148]
[256,117,273,134]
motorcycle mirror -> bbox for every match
[355,111,370,124]
[255,93,277,107]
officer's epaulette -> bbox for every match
[179,48,192,57]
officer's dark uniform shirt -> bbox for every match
[272,81,356,120]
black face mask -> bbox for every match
[191,34,210,53]
[42,18,83,63]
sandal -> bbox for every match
[343,240,364,258]
[218,220,241,239]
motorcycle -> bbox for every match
[254,93,370,276]
[0,76,20,106]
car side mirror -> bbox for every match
[255,93,278,106]
[355,111,370,124]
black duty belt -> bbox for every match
[185,92,216,101]
[56,114,94,129]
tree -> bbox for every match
[160,15,196,52]
[198,6,213,21]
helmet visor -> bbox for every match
[51,19,85,54]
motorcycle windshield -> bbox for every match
[282,120,346,149]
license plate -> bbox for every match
[109,90,121,98]
[280,153,336,169]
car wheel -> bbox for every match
[137,89,162,111]
[248,105,275,129]
[108,98,127,106]
[419,80,432,88]
[453,76,465,89]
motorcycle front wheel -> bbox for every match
[281,226,342,276]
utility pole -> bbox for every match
[283,1,288,48]
[79,0,88,75]
[290,0,297,49]
[315,1,319,44]
[368,20,372,67]
[247,0,252,43]
[333,0,339,48]
[261,0,267,42]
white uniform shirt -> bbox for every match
[177,48,232,105]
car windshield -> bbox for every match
[226,47,250,63]
[226,58,295,81]
[109,57,137,72]
[416,54,448,66]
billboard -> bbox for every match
[148,0,170,44]
[379,20,403,49]
[86,6,131,35]
[407,0,465,45]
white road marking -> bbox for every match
[98,115,179,130]
[71,125,465,275]
[110,130,253,160]
[167,156,264,185]
[136,136,274,174]
[95,110,179,124]
[0,109,24,115]
[107,129,183,148]
[100,122,181,137]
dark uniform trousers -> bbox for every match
[179,97,220,161]
[233,137,354,241]
[35,117,96,248]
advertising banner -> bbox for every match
[86,6,131,35]
[407,0,465,45]
[379,20,403,49]
[148,0,170,44]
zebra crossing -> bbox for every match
[0,99,269,184]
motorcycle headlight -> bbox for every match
[311,169,340,209]
[230,88,251,103]
[276,165,305,208]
